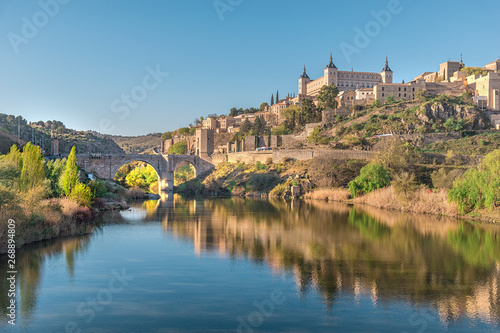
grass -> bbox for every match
[423,132,500,155]
[304,188,350,202]
[352,186,458,216]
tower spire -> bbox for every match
[326,52,337,69]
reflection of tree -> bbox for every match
[447,223,500,268]
[0,236,91,325]
[160,198,500,321]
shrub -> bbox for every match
[269,183,288,198]
[70,183,93,207]
[431,168,465,189]
[88,180,107,198]
[448,150,500,213]
[73,206,94,225]
[348,163,391,198]
[391,172,417,203]
[168,141,187,155]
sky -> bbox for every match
[0,0,499,136]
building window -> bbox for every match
[398,87,401,91]
[404,88,406,92]
[382,87,384,91]
[404,93,406,97]
[382,93,385,97]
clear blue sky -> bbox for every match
[0,0,499,136]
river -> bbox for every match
[1,197,499,332]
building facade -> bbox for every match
[298,54,393,96]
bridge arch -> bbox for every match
[75,153,214,192]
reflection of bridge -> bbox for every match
[71,154,213,192]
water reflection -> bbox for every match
[158,197,500,325]
[0,235,91,325]
[1,196,499,329]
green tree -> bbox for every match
[348,163,391,198]
[45,158,66,195]
[70,182,93,207]
[178,127,190,136]
[229,107,238,117]
[61,146,79,196]
[168,140,187,155]
[461,67,488,77]
[4,144,22,169]
[281,105,301,132]
[300,98,320,124]
[317,84,339,110]
[240,118,252,133]
[276,90,279,103]
[252,116,266,136]
[270,94,274,106]
[449,149,500,213]
[19,142,45,191]
[260,102,268,111]
[161,131,173,140]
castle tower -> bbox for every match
[324,53,338,86]
[298,65,310,95]
[50,131,59,156]
[459,54,465,70]
[380,56,393,83]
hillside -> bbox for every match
[0,114,124,155]
[106,133,162,154]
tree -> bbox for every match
[252,116,266,136]
[348,163,391,198]
[70,183,93,207]
[161,131,173,140]
[461,67,488,77]
[373,137,420,174]
[281,105,301,132]
[45,158,66,195]
[229,107,238,117]
[271,94,274,106]
[317,84,338,110]
[168,141,187,155]
[178,127,191,136]
[61,146,79,196]
[240,118,252,133]
[260,102,268,111]
[4,144,22,169]
[276,90,279,103]
[300,98,320,124]
[19,142,45,191]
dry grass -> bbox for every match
[59,197,80,217]
[125,187,146,199]
[304,188,350,202]
[353,186,458,216]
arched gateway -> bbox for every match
[67,154,213,192]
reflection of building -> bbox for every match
[159,197,500,323]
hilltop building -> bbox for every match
[298,54,393,97]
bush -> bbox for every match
[88,180,108,198]
[448,150,500,213]
[431,168,465,189]
[168,141,187,155]
[269,183,288,198]
[70,183,93,207]
[348,163,391,198]
[391,172,417,203]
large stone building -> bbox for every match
[298,54,393,96]
[414,57,465,82]
[467,72,500,111]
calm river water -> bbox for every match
[1,197,500,332]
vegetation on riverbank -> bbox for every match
[177,137,500,222]
[0,143,134,253]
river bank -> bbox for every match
[176,153,500,224]
[0,198,130,254]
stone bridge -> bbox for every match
[71,154,213,192]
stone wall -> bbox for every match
[212,148,482,167]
